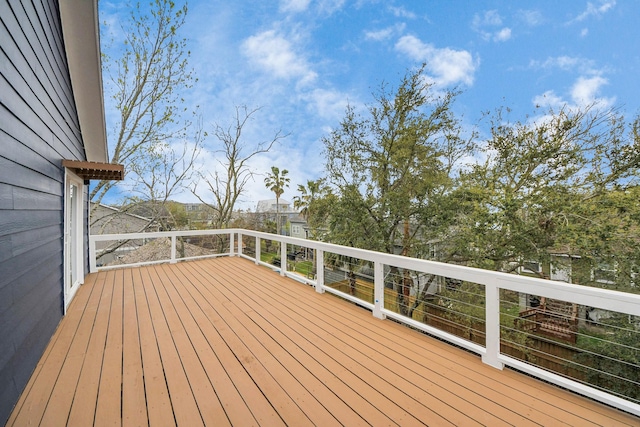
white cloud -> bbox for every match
[517,9,544,27]
[389,6,417,19]
[241,30,317,86]
[395,35,477,87]
[493,28,512,42]
[580,28,589,37]
[303,88,352,121]
[472,10,512,42]
[533,75,615,110]
[571,75,614,106]
[364,23,406,41]
[473,10,503,27]
[317,0,347,15]
[529,56,597,74]
[280,0,311,13]
[533,90,566,109]
[573,0,616,22]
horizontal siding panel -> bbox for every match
[24,0,76,116]
[0,372,19,427]
[0,264,62,355]
[41,0,67,85]
[0,156,62,195]
[13,186,62,210]
[0,3,79,148]
[0,238,61,292]
[0,184,12,209]
[0,300,61,422]
[0,104,66,173]
[0,128,61,182]
[0,210,60,238]
[0,283,61,392]
[0,2,47,85]
[0,57,80,162]
[0,243,61,320]
[12,301,62,384]
[0,235,11,270]
[10,224,61,260]
[0,275,12,320]
[0,250,62,355]
[0,76,76,163]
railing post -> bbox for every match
[373,261,385,319]
[255,236,260,265]
[482,281,504,369]
[89,237,97,273]
[238,232,243,257]
[170,235,177,264]
[315,249,325,293]
[229,232,235,257]
[280,239,286,276]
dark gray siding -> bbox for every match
[0,0,87,423]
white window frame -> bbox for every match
[521,261,542,275]
[593,261,616,285]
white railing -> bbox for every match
[89,229,640,417]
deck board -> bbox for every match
[207,260,500,426]
[157,264,262,426]
[192,260,454,426]
[94,268,124,427]
[7,257,640,426]
[122,268,147,426]
[143,265,206,427]
[135,266,175,426]
[67,270,112,426]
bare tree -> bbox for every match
[93,125,203,264]
[192,106,288,229]
[93,0,196,213]
[127,124,204,230]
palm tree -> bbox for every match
[293,181,313,221]
[293,179,328,236]
[264,166,290,235]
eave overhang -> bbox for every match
[58,0,108,163]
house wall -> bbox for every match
[290,221,307,239]
[91,203,153,236]
[90,203,155,265]
[0,0,87,422]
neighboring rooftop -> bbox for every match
[255,199,294,213]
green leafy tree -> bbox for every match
[293,179,329,238]
[321,65,471,314]
[439,106,640,292]
[264,166,290,235]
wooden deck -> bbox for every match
[7,257,640,426]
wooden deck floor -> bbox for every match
[7,257,640,426]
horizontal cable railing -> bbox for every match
[89,229,640,417]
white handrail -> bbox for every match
[89,228,640,416]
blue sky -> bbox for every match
[99,0,639,210]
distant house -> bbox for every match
[91,203,156,235]
[256,198,295,214]
[256,198,298,235]
[289,214,308,239]
[0,1,122,423]
[182,202,217,226]
[90,203,156,265]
